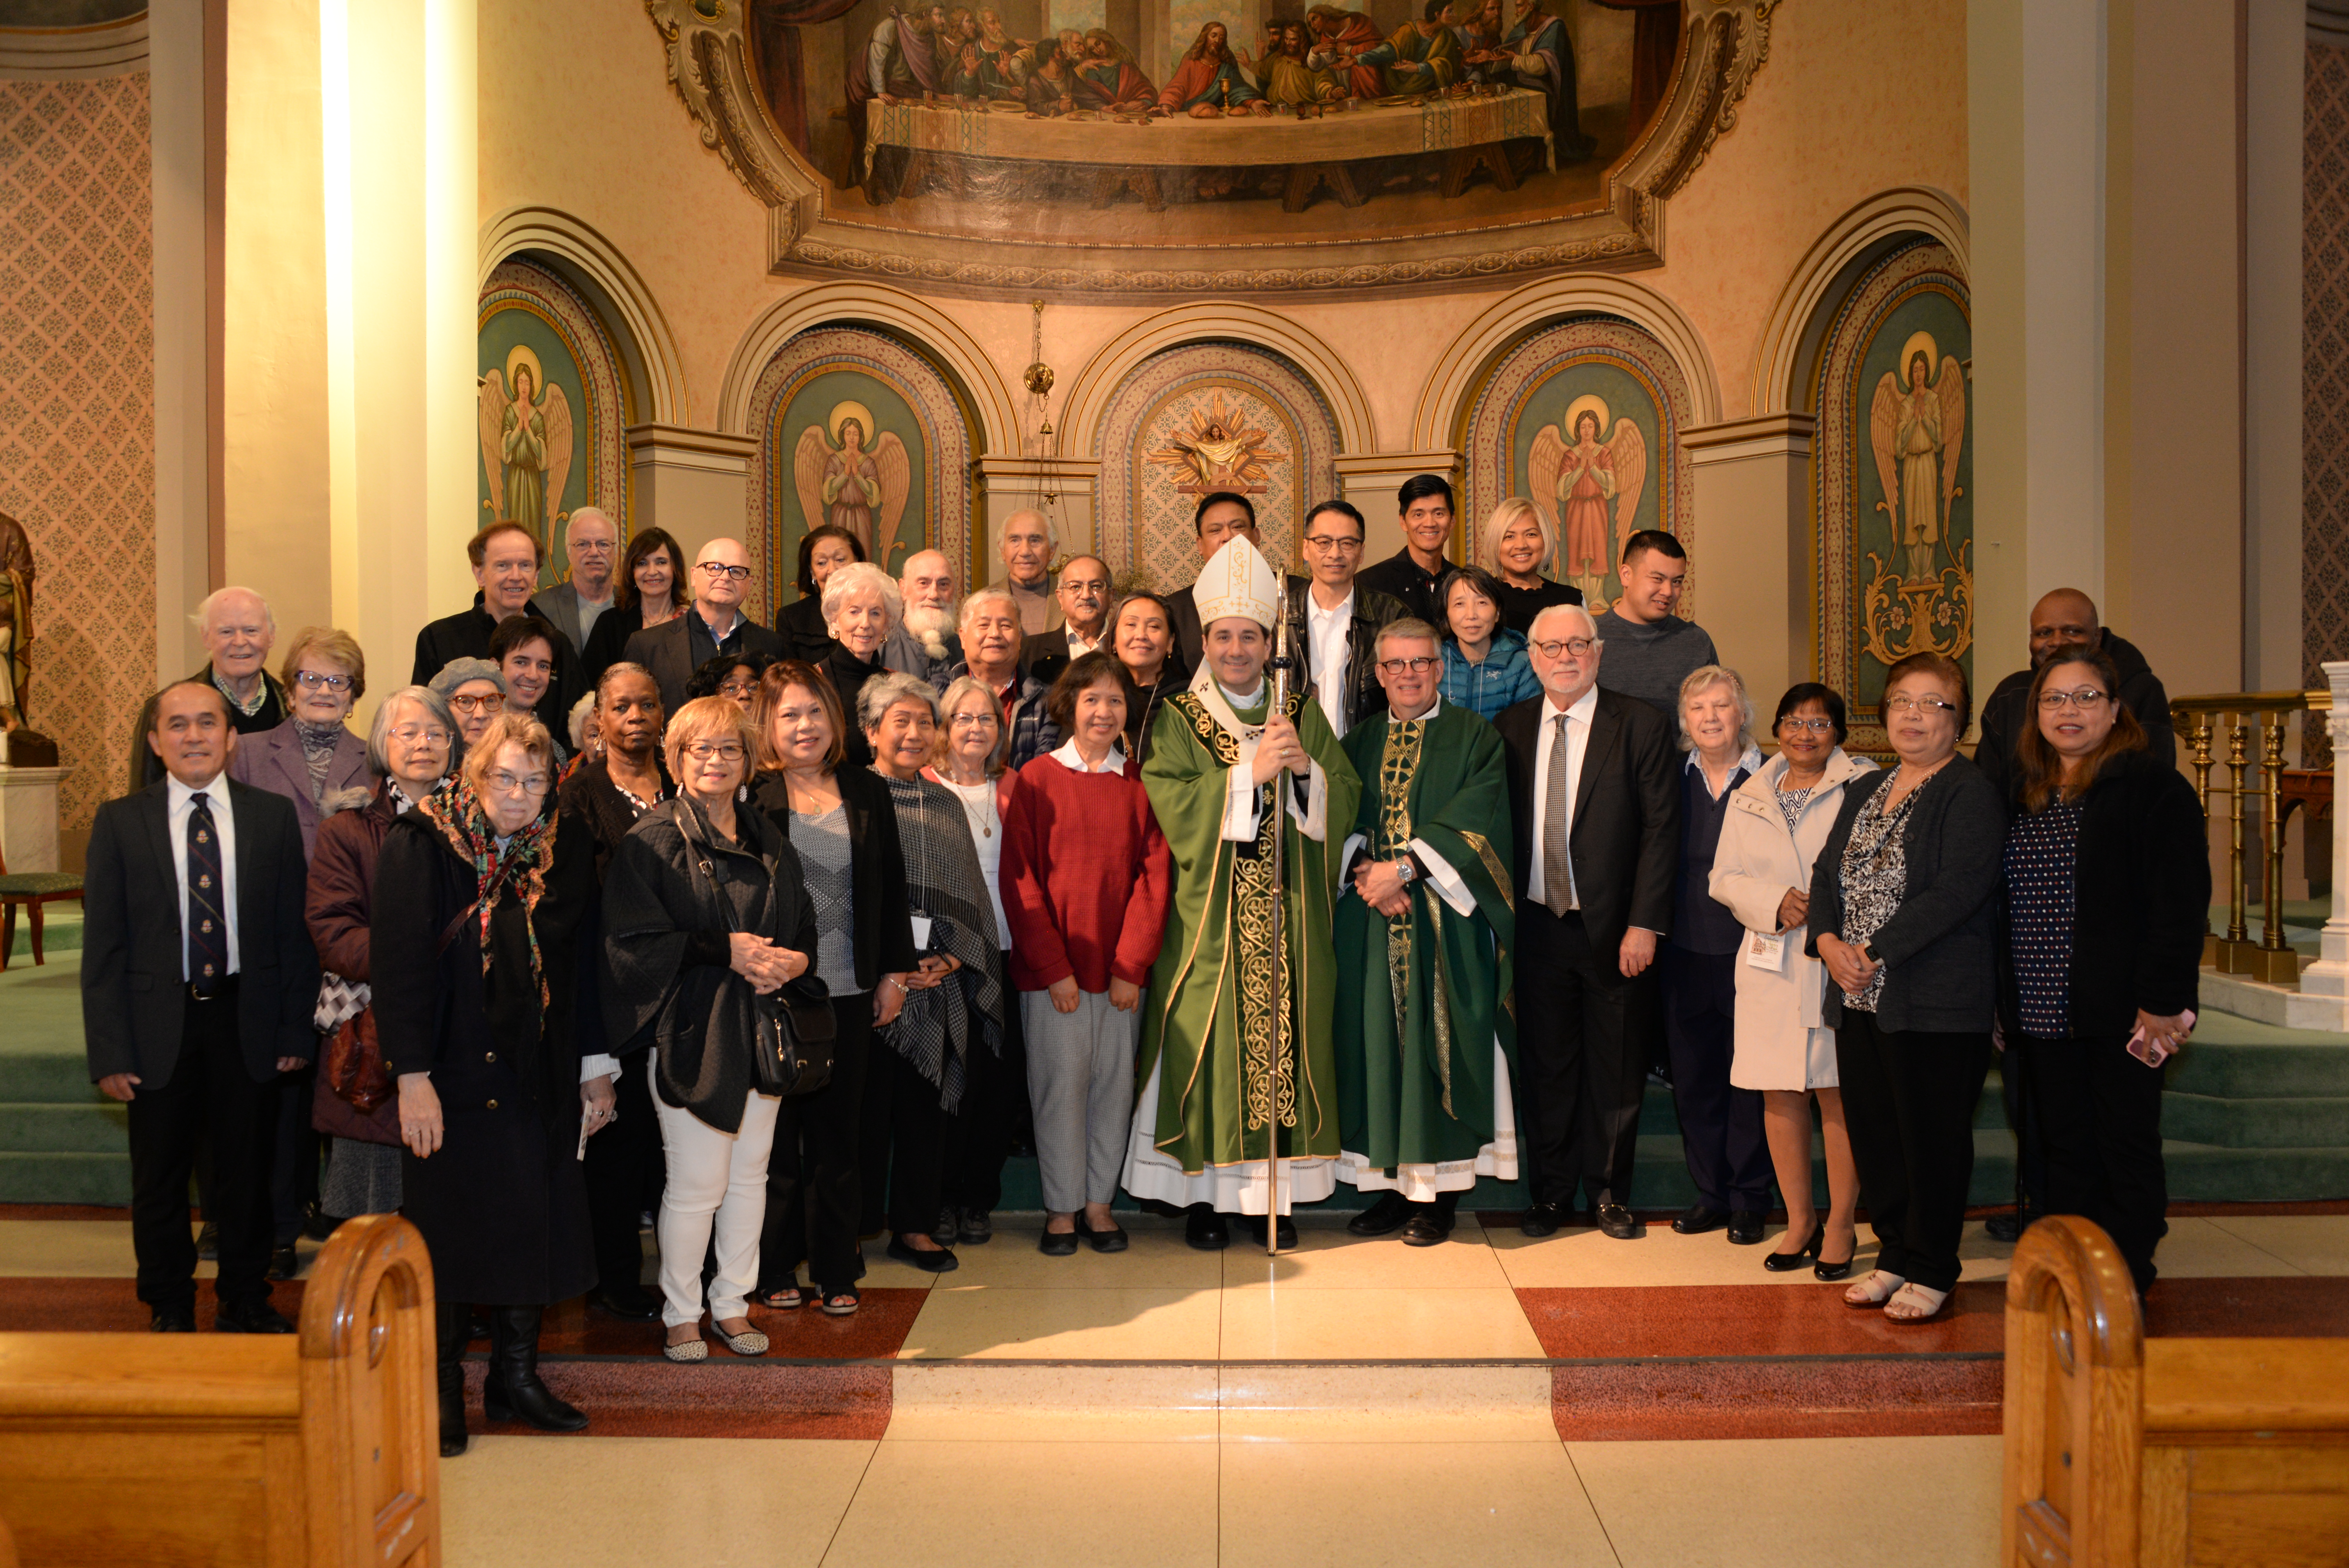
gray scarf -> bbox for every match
[877,773,1003,1112]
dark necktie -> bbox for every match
[186,791,229,986]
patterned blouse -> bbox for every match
[1774,784,1815,835]
[2003,798,2085,1037]
[794,802,861,998]
[1836,777,1925,1014]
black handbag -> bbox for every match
[671,802,835,1098]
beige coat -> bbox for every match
[1709,747,1878,1090]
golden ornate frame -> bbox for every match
[645,0,1775,298]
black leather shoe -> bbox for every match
[1727,1210,1768,1246]
[151,1304,196,1333]
[1984,1206,2039,1244]
[931,1207,961,1247]
[1595,1204,1645,1240]
[1671,1204,1727,1236]
[215,1299,296,1334]
[1185,1203,1229,1251]
[589,1285,661,1321]
[266,1245,300,1281]
[1074,1214,1129,1253]
[194,1221,219,1262]
[1037,1226,1080,1256]
[483,1306,588,1432]
[1346,1191,1412,1237]
[887,1236,960,1273]
[301,1203,339,1243]
[1520,1200,1571,1238]
[1763,1222,1824,1272]
[435,1301,471,1458]
[1243,1214,1299,1251]
[1400,1211,1454,1247]
[959,1209,994,1245]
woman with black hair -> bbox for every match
[685,650,775,706]
[775,524,867,664]
[581,527,689,686]
[1109,590,1184,763]
[1709,682,1877,1278]
[1997,650,2205,1295]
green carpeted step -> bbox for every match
[2161,1092,2349,1149]
[0,1100,128,1153]
[2165,1036,2349,1099]
[0,1054,102,1105]
[0,1150,129,1205]
[2164,1140,2349,1202]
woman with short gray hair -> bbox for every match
[822,562,903,768]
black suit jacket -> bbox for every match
[1168,572,1312,677]
[1494,687,1681,955]
[82,777,321,1086]
[410,593,584,718]
[624,611,786,717]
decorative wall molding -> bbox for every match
[1056,302,1375,460]
[716,281,1019,454]
[478,206,690,427]
[1749,186,1971,416]
[1682,410,1814,466]
[643,0,1775,297]
[1411,272,1724,450]
[0,12,147,80]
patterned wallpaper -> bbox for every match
[2308,43,2349,687]
[0,73,155,836]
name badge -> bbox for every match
[1745,930,1787,972]
[910,915,936,951]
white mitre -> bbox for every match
[1192,533,1279,632]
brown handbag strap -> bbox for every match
[436,900,481,957]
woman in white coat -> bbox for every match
[1709,683,1877,1279]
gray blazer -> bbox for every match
[226,717,379,861]
[1805,758,2006,1035]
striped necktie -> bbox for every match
[186,791,229,985]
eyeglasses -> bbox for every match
[483,770,551,795]
[1301,535,1363,554]
[387,725,452,747]
[1058,578,1110,597]
[1376,656,1439,674]
[447,692,506,714]
[683,741,746,762]
[2037,688,2112,711]
[718,680,757,700]
[1884,695,1958,716]
[697,562,753,580]
[1779,717,1836,734]
[1529,637,1599,659]
[294,670,353,692]
[949,712,998,730]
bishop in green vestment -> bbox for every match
[1124,537,1360,1239]
[1332,620,1517,1244]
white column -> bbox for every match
[149,0,210,683]
[1682,415,1813,698]
[2242,0,2305,690]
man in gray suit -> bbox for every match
[84,681,320,1333]
[624,535,783,714]
[534,506,620,656]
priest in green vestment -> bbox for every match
[1331,618,1518,1245]
[1125,535,1361,1252]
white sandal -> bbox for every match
[1843,1269,1907,1308]
[1883,1283,1951,1324]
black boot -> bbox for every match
[481,1305,588,1432]
[434,1301,471,1458]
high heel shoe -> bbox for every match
[1761,1221,1823,1273]
[1814,1227,1858,1282]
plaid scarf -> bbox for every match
[415,776,554,1008]
[879,773,1004,1112]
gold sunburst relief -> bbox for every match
[1148,392,1288,496]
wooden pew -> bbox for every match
[2002,1213,2349,1567]
[0,1213,440,1568]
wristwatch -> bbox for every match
[1394,857,1418,885]
[1860,943,1880,965]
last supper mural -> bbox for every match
[738,0,1681,249]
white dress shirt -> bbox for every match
[166,772,242,980]
[1064,627,1105,660]
[1211,681,1328,843]
[1304,586,1355,738]
[1525,684,1599,911]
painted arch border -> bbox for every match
[478,206,691,428]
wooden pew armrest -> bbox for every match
[2144,1338,2349,1438]
[0,1335,300,1424]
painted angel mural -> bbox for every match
[478,346,574,548]
[1870,336,1966,580]
[796,402,911,565]
[1528,397,1647,604]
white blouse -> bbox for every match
[934,772,1008,946]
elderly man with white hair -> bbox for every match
[883,548,963,690]
[535,508,620,656]
[130,586,288,790]
[623,534,783,716]
[946,586,1062,771]
[988,510,1061,638]
[1492,600,1679,1243]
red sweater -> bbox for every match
[1000,751,1172,992]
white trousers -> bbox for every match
[647,1054,781,1329]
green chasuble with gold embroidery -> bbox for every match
[1125,680,1360,1208]
[1333,701,1518,1196]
